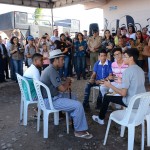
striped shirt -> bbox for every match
[112,61,128,83]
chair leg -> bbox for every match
[146,115,150,146]
[92,88,95,103]
[37,108,41,132]
[103,119,112,145]
[23,102,28,126]
[54,112,59,125]
[120,126,126,137]
[141,121,145,150]
[128,125,135,150]
[20,99,23,122]
[66,112,69,134]
[43,112,49,138]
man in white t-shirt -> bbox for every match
[23,53,43,80]
[50,29,60,50]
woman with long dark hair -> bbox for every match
[10,36,24,82]
[74,32,87,80]
[101,30,114,61]
[126,24,136,40]
[135,30,145,69]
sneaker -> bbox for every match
[92,115,104,125]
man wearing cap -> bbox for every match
[25,35,37,67]
[87,29,101,70]
[40,49,93,139]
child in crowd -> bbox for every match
[41,43,50,70]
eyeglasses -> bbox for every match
[113,53,121,57]
[123,56,130,59]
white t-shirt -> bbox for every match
[50,36,60,43]
[23,64,40,80]
[126,33,136,40]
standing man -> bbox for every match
[92,48,146,125]
[50,29,60,50]
[40,49,93,139]
[87,29,101,70]
[24,35,37,67]
[0,36,9,81]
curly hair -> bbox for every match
[10,36,21,47]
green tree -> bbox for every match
[33,8,43,25]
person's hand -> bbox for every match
[106,45,112,49]
[95,80,100,85]
[66,77,72,84]
[114,75,118,81]
[89,78,95,84]
[79,46,84,51]
[117,76,122,83]
[99,79,105,85]
[2,55,5,59]
[108,75,114,80]
[13,49,17,53]
[90,47,94,52]
[104,80,111,87]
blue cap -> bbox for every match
[27,35,34,41]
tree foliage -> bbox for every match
[34,8,43,25]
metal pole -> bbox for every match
[51,6,54,35]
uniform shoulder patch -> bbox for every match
[56,77,61,82]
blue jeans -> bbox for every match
[59,55,69,78]
[10,58,16,80]
[83,82,102,109]
[76,56,86,78]
[12,59,23,80]
[73,56,77,73]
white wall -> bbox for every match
[102,0,150,33]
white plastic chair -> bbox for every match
[121,104,150,147]
[145,108,150,146]
[92,86,99,103]
[16,73,38,126]
[33,80,69,138]
[103,92,150,150]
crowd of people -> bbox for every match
[0,25,150,83]
[0,24,150,139]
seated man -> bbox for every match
[92,48,146,125]
[83,49,112,110]
[23,53,43,101]
[40,49,93,139]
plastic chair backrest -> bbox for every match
[122,92,150,125]
[33,80,55,111]
[16,73,33,102]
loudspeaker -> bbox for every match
[89,23,99,36]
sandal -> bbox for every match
[74,132,93,139]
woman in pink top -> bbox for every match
[42,43,50,70]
